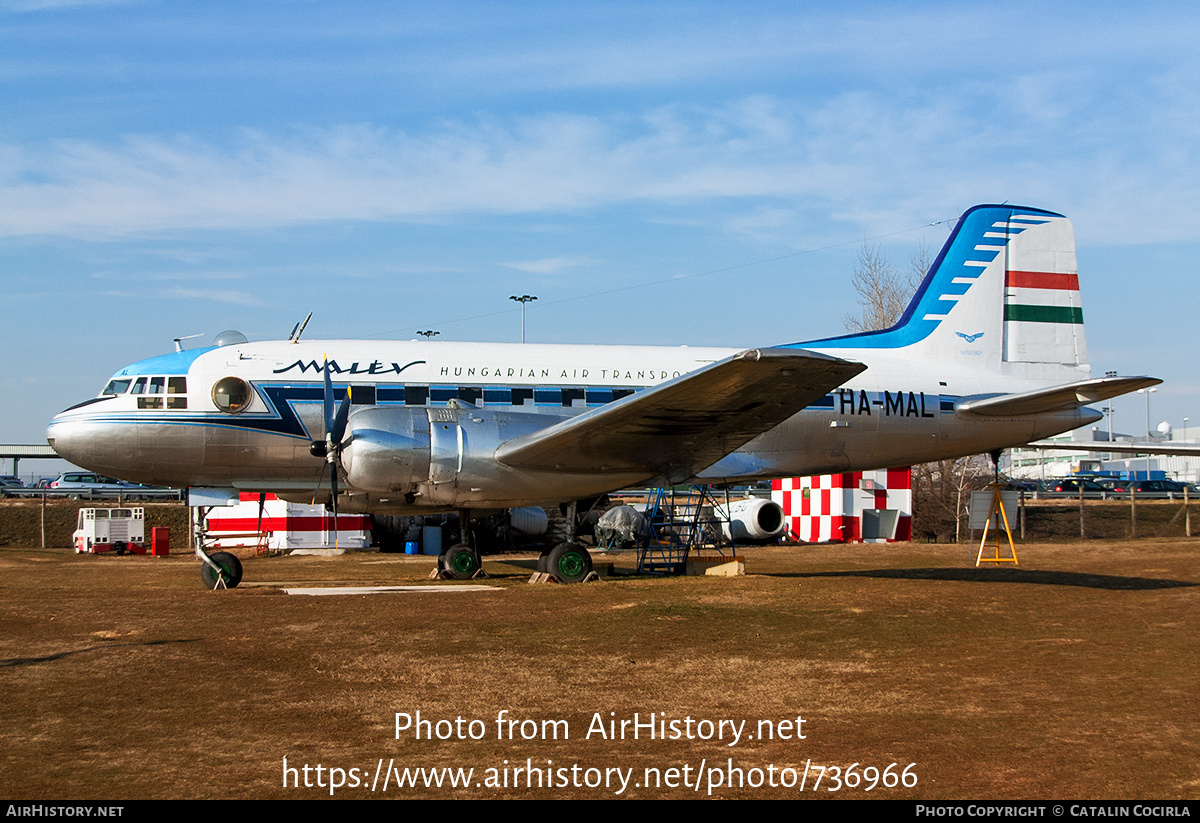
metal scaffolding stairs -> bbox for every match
[636,485,734,575]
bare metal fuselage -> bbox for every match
[47,338,1095,514]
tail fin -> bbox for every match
[801,205,1088,373]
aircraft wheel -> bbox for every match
[548,542,592,584]
[443,544,481,579]
[113,541,127,555]
[200,551,243,590]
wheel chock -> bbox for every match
[528,570,601,585]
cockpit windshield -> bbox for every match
[101,379,131,396]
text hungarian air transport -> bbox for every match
[48,205,1159,586]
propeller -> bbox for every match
[310,356,352,548]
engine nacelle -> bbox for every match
[337,403,616,510]
[339,406,431,494]
[719,498,786,541]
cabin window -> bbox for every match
[211,377,253,414]
[349,385,376,405]
[167,377,188,408]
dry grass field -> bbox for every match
[0,536,1197,799]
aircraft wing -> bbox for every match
[494,347,864,480]
[1025,440,1200,457]
[954,376,1161,419]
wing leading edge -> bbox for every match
[494,347,865,481]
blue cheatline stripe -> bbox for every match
[790,205,1064,351]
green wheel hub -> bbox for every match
[451,551,478,575]
[556,550,586,579]
[547,542,592,583]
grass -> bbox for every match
[0,538,1197,799]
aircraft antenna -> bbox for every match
[173,333,204,352]
[289,312,313,343]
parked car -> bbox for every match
[1095,478,1188,498]
[1006,479,1041,492]
[1050,478,1107,494]
[48,472,147,499]
[1124,480,1189,499]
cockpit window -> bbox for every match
[102,379,131,396]
[148,376,165,395]
[212,377,253,414]
[167,377,187,409]
[131,378,147,395]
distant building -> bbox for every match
[1006,424,1199,483]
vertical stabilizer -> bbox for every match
[799,204,1088,372]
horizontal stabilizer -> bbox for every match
[955,376,1161,419]
[495,348,865,479]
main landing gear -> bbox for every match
[538,542,594,584]
[533,501,597,584]
[438,509,597,583]
[439,543,483,579]
[437,510,487,580]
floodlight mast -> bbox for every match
[509,295,537,343]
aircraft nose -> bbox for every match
[46,412,87,466]
[46,404,134,474]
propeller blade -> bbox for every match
[323,355,335,435]
[329,462,340,550]
[330,386,352,446]
[319,354,348,549]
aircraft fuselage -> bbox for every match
[47,337,1094,513]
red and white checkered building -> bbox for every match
[771,468,912,543]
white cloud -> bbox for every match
[1,79,1197,246]
[499,256,596,275]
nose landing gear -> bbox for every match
[199,550,243,590]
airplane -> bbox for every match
[46,204,1161,588]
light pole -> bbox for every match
[509,295,537,343]
[1103,371,1117,462]
[1138,387,1157,438]
[1137,387,1157,479]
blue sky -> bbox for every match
[2,0,1198,458]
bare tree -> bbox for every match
[910,455,994,542]
[909,239,933,290]
[843,241,907,333]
